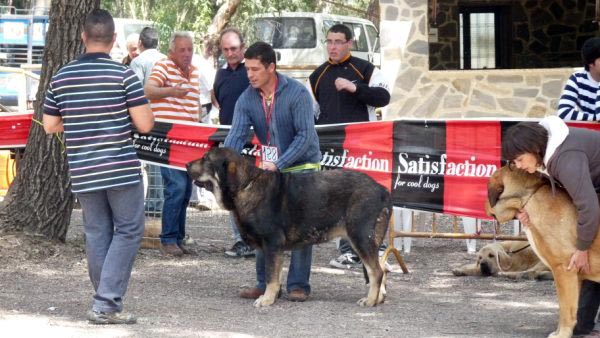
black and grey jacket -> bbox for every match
[308,54,390,124]
[540,116,600,250]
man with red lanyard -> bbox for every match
[224,41,321,302]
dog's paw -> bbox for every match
[254,295,275,308]
[452,268,466,276]
[357,297,377,307]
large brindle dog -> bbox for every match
[486,166,600,338]
[186,147,391,308]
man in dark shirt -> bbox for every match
[308,24,390,269]
[212,28,254,258]
[213,28,249,125]
[308,24,390,124]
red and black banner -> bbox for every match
[7,114,600,219]
[0,112,33,149]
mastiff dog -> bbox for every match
[187,147,391,308]
[452,241,552,280]
[486,165,600,338]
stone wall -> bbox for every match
[429,0,597,70]
[380,0,583,119]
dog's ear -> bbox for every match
[226,161,240,191]
[496,248,512,272]
[487,169,505,207]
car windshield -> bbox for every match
[254,17,316,49]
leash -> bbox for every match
[32,117,66,153]
[508,244,531,255]
[495,243,531,273]
[521,183,544,209]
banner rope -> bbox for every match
[31,117,65,153]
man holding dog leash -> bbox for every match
[224,41,321,302]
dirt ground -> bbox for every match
[0,208,562,338]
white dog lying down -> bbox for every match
[452,241,552,280]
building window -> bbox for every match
[459,6,509,70]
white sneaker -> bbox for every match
[329,252,361,269]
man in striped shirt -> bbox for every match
[557,37,600,121]
[43,9,154,324]
[144,31,200,257]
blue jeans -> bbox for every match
[255,247,313,294]
[77,181,145,313]
[145,164,164,212]
[229,212,243,243]
[253,168,316,294]
[160,167,192,245]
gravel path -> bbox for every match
[0,208,560,338]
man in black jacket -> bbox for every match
[308,24,390,124]
[308,24,390,269]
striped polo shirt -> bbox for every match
[557,69,600,121]
[148,59,200,122]
[43,52,148,193]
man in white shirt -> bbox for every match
[130,27,166,85]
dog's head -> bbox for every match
[486,165,546,223]
[186,147,258,210]
[476,243,512,276]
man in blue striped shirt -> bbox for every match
[43,9,153,325]
[224,42,321,303]
[557,37,600,121]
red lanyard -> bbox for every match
[261,77,278,145]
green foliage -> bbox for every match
[101,0,376,51]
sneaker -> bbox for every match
[87,310,137,325]
[329,252,361,269]
[378,247,392,272]
[160,243,183,257]
[183,234,195,246]
[225,241,256,258]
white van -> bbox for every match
[110,18,156,62]
[252,12,381,79]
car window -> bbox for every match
[344,22,368,52]
[254,17,316,49]
[366,24,380,53]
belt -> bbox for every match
[281,162,321,173]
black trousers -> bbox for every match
[574,280,600,334]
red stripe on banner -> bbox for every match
[567,121,600,132]
[165,124,219,169]
[342,121,393,190]
[0,112,33,149]
[443,121,502,219]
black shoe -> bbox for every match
[225,241,256,258]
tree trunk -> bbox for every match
[0,0,100,241]
[367,0,380,30]
[206,0,241,37]
[205,0,241,64]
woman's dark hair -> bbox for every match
[582,37,600,71]
[502,122,548,165]
[244,41,276,68]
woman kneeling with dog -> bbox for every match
[503,116,600,337]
